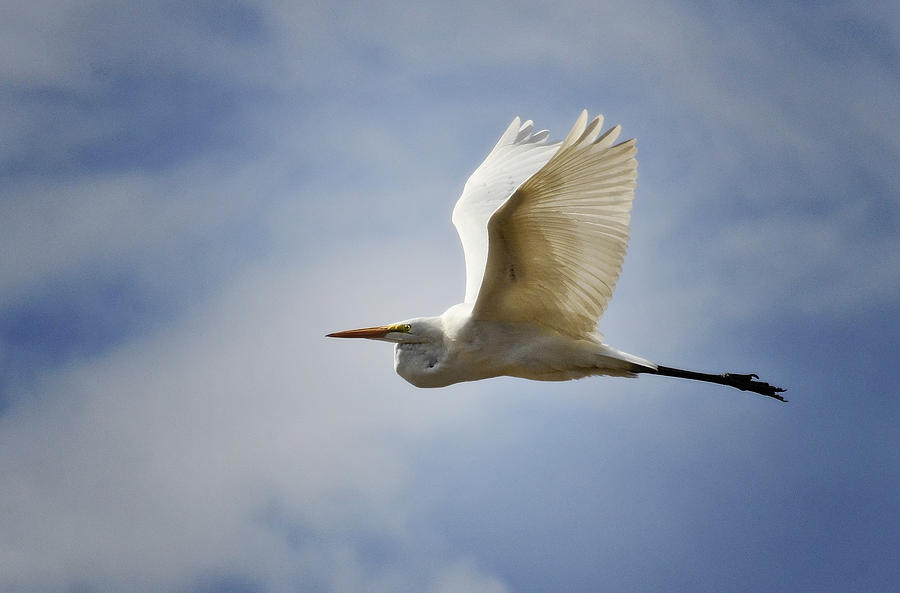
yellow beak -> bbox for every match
[326,325,394,339]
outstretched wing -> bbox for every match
[471,111,638,337]
[452,118,561,304]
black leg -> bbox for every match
[641,365,787,402]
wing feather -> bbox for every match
[471,111,638,337]
[452,118,561,303]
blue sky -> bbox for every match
[1,1,898,592]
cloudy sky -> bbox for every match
[2,1,898,592]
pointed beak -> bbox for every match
[326,325,393,339]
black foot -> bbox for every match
[722,373,788,402]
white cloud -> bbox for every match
[0,238,502,592]
[0,159,270,311]
[428,559,510,593]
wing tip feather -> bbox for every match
[560,110,590,150]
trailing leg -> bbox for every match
[640,365,787,401]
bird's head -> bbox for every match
[326,318,439,344]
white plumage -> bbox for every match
[460,110,635,336]
[329,111,786,401]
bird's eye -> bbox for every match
[401,324,412,332]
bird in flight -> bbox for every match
[328,111,786,401]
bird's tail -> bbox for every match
[592,344,657,377]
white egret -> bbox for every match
[328,111,786,401]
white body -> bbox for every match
[393,305,654,388]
